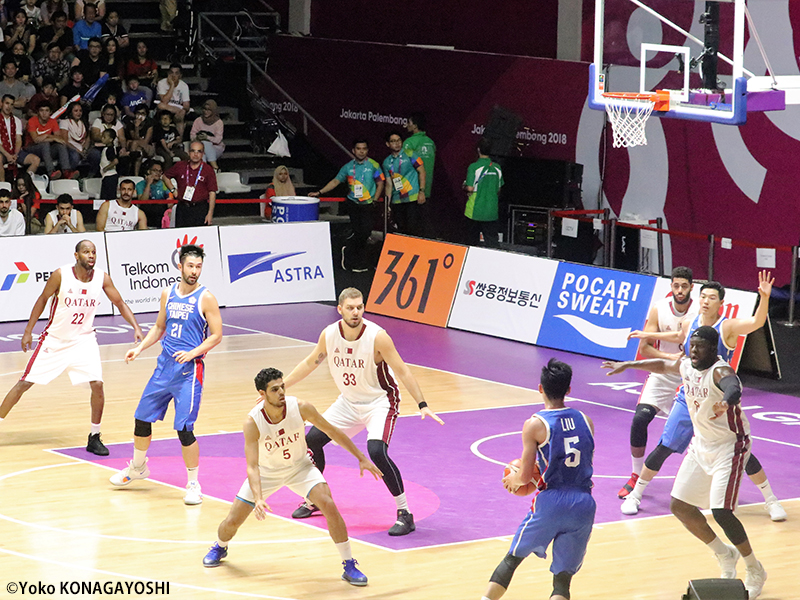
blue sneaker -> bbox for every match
[342,559,368,586]
[203,543,228,567]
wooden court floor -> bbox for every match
[0,332,797,599]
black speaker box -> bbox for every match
[483,105,523,157]
[681,579,748,600]
[498,157,583,209]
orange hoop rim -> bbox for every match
[602,92,657,101]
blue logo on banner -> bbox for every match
[228,251,305,283]
[536,264,656,360]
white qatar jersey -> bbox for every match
[46,209,79,233]
[655,297,695,356]
[324,318,400,406]
[104,201,141,231]
[681,356,750,447]
[249,396,310,475]
[44,264,104,341]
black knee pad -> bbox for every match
[489,553,523,589]
[552,571,573,599]
[711,508,747,546]
[630,404,658,448]
[306,427,331,471]
[745,453,762,476]
[177,427,196,447]
[134,419,152,438]
[644,443,675,471]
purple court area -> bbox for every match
[5,302,798,551]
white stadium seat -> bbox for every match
[50,179,89,199]
[216,172,252,194]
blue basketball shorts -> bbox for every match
[508,488,596,575]
[658,387,693,454]
[134,353,205,431]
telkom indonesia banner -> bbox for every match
[0,232,110,322]
[447,248,558,344]
[219,222,335,307]
[105,228,224,314]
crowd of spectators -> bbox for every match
[0,1,228,238]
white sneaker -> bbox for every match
[715,544,740,579]
[764,496,787,522]
[621,495,641,515]
[109,458,150,486]
[184,481,203,505]
[744,561,767,599]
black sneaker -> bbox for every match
[388,509,415,536]
[291,501,321,519]
[86,433,109,456]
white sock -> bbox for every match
[630,476,650,501]
[0,416,4,422]
[707,536,728,555]
[632,456,644,475]
[132,448,147,469]
[757,480,775,501]
[90,422,101,435]
[216,538,229,549]
[742,551,759,568]
[335,540,352,561]
[481,597,492,600]
[187,466,199,483]
[394,492,409,512]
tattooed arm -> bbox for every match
[283,330,328,388]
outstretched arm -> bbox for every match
[299,400,383,480]
[103,273,143,342]
[375,330,444,425]
[125,289,168,362]
[283,330,327,388]
[722,270,774,346]
[602,356,682,377]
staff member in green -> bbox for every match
[403,112,436,238]
[310,139,384,272]
[463,137,503,248]
[383,130,426,237]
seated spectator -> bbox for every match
[27,78,61,118]
[59,67,89,110]
[136,159,173,227]
[26,102,75,180]
[0,93,40,182]
[121,75,150,117]
[22,0,42,29]
[73,3,102,51]
[72,36,107,87]
[101,10,128,50]
[125,41,158,91]
[89,102,127,176]
[5,10,36,55]
[74,0,105,21]
[11,171,42,224]
[153,109,187,165]
[263,165,295,219]
[59,100,90,172]
[156,63,190,136]
[99,128,118,199]
[38,11,74,59]
[34,44,70,90]
[0,187,25,236]
[3,41,33,84]
[44,193,86,233]
[96,178,146,231]
[190,99,224,171]
[0,61,33,114]
[98,35,123,101]
[125,104,154,175]
[39,0,69,27]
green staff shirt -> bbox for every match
[403,131,435,196]
[465,157,503,221]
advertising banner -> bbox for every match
[105,228,224,314]
[0,232,110,322]
[448,248,558,344]
[219,222,335,307]
[368,235,467,327]
[536,264,657,360]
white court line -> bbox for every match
[0,547,301,600]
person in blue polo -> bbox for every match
[382,129,426,237]
[310,138,385,272]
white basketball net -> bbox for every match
[604,97,655,148]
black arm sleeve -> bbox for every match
[718,375,742,406]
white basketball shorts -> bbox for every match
[21,333,103,386]
[323,394,398,444]
[637,373,680,415]
[236,457,326,503]
[671,439,750,510]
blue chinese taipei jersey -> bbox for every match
[683,315,734,363]
[161,284,208,357]
[535,407,594,492]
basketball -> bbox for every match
[502,458,540,496]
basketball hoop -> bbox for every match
[602,91,670,148]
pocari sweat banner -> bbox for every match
[536,263,657,360]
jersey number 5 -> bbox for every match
[342,373,357,386]
[564,436,581,468]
